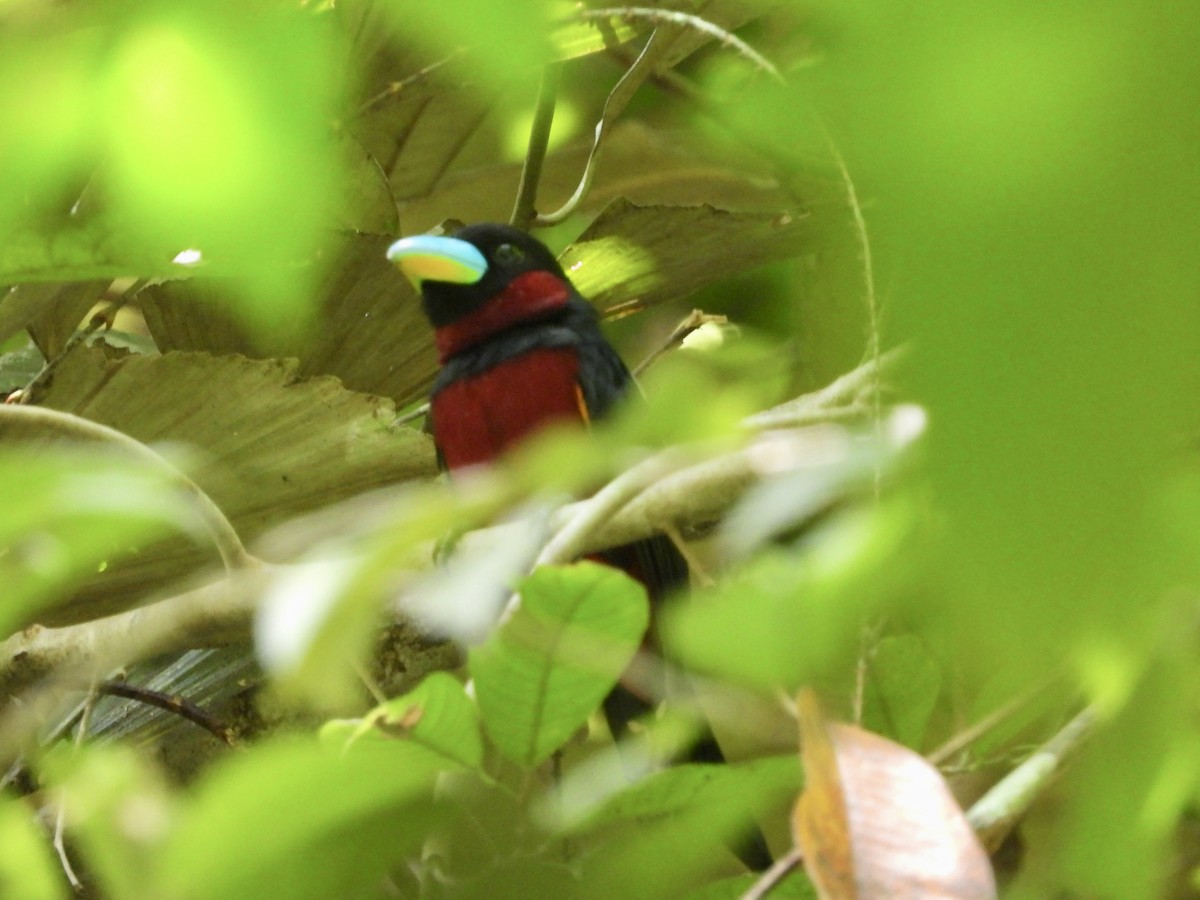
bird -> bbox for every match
[386,222,687,617]
[388,223,771,869]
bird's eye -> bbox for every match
[494,243,524,266]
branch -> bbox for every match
[0,405,254,571]
[510,63,561,230]
[739,848,802,900]
[632,310,728,378]
[0,566,268,707]
[99,680,237,746]
[966,706,1097,851]
[743,346,907,431]
[534,448,689,568]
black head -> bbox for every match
[388,223,570,328]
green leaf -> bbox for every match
[0,796,64,900]
[666,503,918,690]
[861,635,941,750]
[572,756,801,834]
[576,758,800,897]
[0,341,45,395]
[153,737,445,900]
[471,561,649,767]
[374,0,553,84]
[323,671,484,770]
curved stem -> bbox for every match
[0,405,254,572]
[534,29,668,227]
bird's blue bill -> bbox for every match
[387,235,488,287]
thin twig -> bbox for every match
[966,706,1097,851]
[55,681,99,892]
[99,680,237,746]
[852,643,868,725]
[928,679,1053,767]
[817,124,883,499]
[631,310,728,378]
[739,847,802,900]
[395,401,431,428]
[578,8,784,83]
[534,28,669,226]
[346,49,466,122]
[0,405,254,571]
[510,63,561,229]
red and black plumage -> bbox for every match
[390,222,686,611]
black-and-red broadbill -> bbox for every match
[388,223,770,868]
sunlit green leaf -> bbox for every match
[153,737,445,900]
[471,562,649,767]
[549,16,640,61]
[667,503,918,690]
[322,671,484,770]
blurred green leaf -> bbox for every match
[471,562,649,767]
[576,758,794,898]
[374,0,552,83]
[0,447,198,634]
[0,795,64,900]
[861,635,941,750]
[613,331,791,447]
[571,756,800,834]
[323,672,484,770]
[153,737,444,900]
[667,502,917,691]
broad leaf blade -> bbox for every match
[153,737,447,900]
[471,561,649,768]
[324,671,484,770]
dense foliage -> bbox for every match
[0,1,1197,897]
